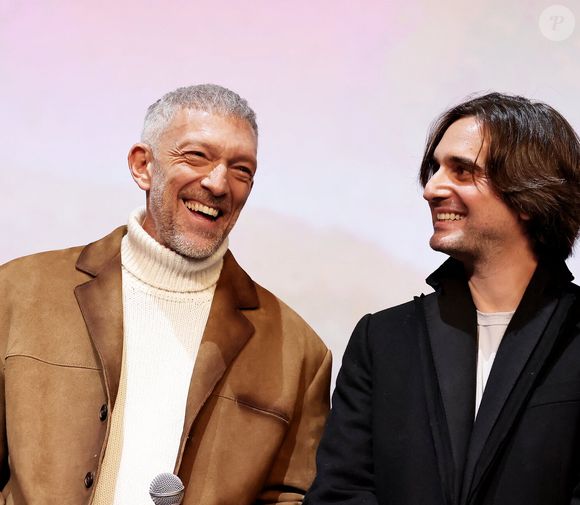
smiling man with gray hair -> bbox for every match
[0,84,331,505]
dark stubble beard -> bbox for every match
[429,226,504,266]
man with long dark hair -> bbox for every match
[306,93,580,505]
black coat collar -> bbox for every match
[419,257,576,505]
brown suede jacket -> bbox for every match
[0,226,331,505]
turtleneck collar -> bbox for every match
[121,207,227,292]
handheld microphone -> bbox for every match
[149,473,185,505]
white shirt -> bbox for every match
[475,310,515,416]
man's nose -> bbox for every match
[422,167,451,202]
[201,163,228,196]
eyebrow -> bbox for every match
[432,154,484,172]
[178,140,257,168]
[177,140,215,153]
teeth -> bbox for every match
[184,200,219,217]
[436,213,464,221]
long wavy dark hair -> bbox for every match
[419,92,580,260]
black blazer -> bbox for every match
[305,259,580,505]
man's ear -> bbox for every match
[520,212,531,221]
[128,143,154,191]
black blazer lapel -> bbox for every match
[415,295,455,505]
[420,262,478,504]
[461,263,577,505]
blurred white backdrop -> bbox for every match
[1,0,579,385]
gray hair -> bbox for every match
[141,84,258,151]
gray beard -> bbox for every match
[147,172,225,260]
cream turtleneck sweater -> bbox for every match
[92,207,227,505]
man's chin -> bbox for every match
[430,238,479,267]
[429,237,449,254]
[430,237,463,257]
[168,235,225,260]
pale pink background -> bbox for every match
[2,0,579,381]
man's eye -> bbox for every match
[454,165,473,177]
[185,151,206,158]
[235,166,253,177]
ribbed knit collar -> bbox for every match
[121,207,227,292]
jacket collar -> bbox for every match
[461,258,575,504]
[73,226,259,451]
[420,256,576,505]
[76,226,127,277]
[426,256,574,296]
[74,226,126,411]
[420,258,478,504]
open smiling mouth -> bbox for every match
[436,212,464,221]
[183,200,222,221]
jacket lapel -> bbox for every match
[73,227,259,473]
[74,226,127,411]
[461,262,577,504]
[174,251,258,471]
[420,260,478,504]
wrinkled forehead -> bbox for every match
[158,108,258,162]
[167,107,254,135]
[165,107,254,132]
[146,104,256,148]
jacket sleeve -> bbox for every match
[304,315,380,505]
[255,347,332,504]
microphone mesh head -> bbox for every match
[149,473,185,505]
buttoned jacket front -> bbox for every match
[0,226,331,505]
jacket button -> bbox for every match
[99,404,108,421]
[84,472,94,488]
